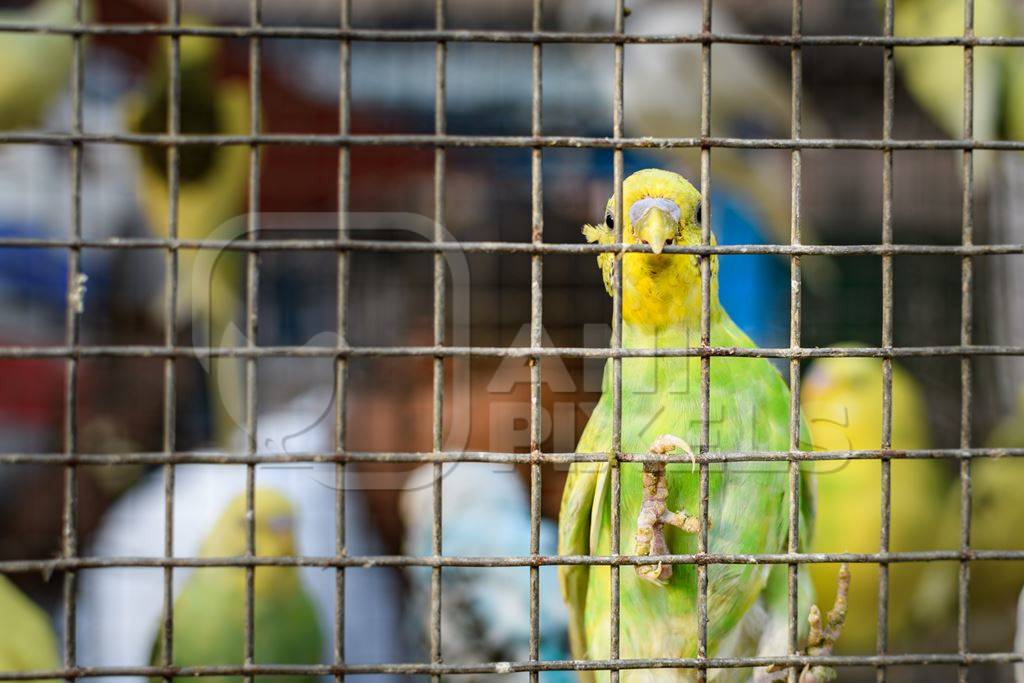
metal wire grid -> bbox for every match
[0,0,1023,681]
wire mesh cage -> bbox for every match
[0,0,1022,682]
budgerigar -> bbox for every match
[801,353,948,651]
[0,0,91,131]
[78,387,406,683]
[558,169,836,683]
[893,0,1023,187]
[913,387,1024,648]
[123,25,250,446]
[150,488,322,683]
[0,574,59,683]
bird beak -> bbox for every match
[633,206,677,255]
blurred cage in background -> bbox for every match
[0,0,1022,682]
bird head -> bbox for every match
[127,17,222,183]
[802,348,931,452]
[200,488,299,559]
[610,168,702,256]
[584,168,714,328]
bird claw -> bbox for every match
[763,564,851,683]
[634,434,706,585]
[636,561,671,585]
[648,433,697,472]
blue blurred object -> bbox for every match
[401,463,573,683]
[712,189,790,349]
[0,222,70,307]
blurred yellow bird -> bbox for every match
[149,489,322,683]
[123,27,250,446]
[0,574,60,683]
[0,0,91,131]
[893,0,1024,186]
[802,351,947,652]
[913,387,1024,646]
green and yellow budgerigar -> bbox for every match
[559,169,836,682]
[150,489,322,683]
[0,0,91,131]
[801,353,948,651]
[124,25,250,446]
[0,574,59,683]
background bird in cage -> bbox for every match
[0,0,1022,682]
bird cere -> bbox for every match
[0,2,1022,683]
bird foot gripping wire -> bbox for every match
[764,563,851,683]
[634,434,707,586]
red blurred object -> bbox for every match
[0,356,65,427]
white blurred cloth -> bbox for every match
[400,463,572,683]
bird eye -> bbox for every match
[605,211,614,230]
[693,202,702,225]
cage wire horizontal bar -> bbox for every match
[3,21,1024,47]
[6,238,1024,256]
[1,343,1021,359]
[2,446,1024,466]
[4,548,1024,574]
[1,649,1023,682]
[4,132,1024,150]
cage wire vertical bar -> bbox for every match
[877,2,896,681]
[697,0,712,680]
[431,0,447,680]
[244,1,263,680]
[334,0,352,680]
[609,0,625,679]
[161,0,182,677]
[786,1,803,681]
[958,1,975,682]
[528,0,544,680]
[61,2,86,680]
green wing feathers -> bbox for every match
[558,463,602,683]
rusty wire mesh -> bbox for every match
[0,0,1022,682]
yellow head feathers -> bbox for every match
[802,349,932,452]
[583,168,717,329]
[199,488,298,559]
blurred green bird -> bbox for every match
[0,574,60,683]
[0,0,91,131]
[123,25,251,447]
[149,489,322,683]
[801,352,947,652]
